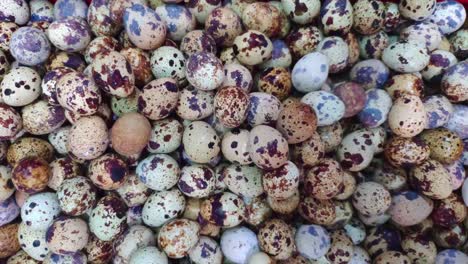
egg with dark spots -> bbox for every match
[150,46,186,86]
[12,157,50,194]
[21,192,60,231]
[10,26,50,66]
[242,2,281,38]
[89,195,128,241]
[441,60,468,102]
[178,164,215,198]
[350,59,389,90]
[299,196,336,225]
[223,164,263,198]
[257,67,292,101]
[204,7,243,47]
[176,86,214,120]
[186,51,224,91]
[88,153,128,190]
[433,224,466,248]
[200,191,245,228]
[147,118,183,154]
[41,67,75,106]
[136,154,180,191]
[304,158,343,200]
[221,129,251,165]
[0,103,22,140]
[422,50,458,83]
[158,218,200,259]
[388,94,427,138]
[248,125,288,170]
[142,188,185,228]
[382,40,430,73]
[1,67,41,107]
[0,196,19,226]
[46,217,89,255]
[420,128,463,164]
[22,100,66,135]
[431,193,467,228]
[429,0,466,34]
[320,0,353,35]
[257,219,294,260]
[214,86,249,128]
[57,176,97,216]
[326,230,354,263]
[384,136,430,168]
[353,0,386,35]
[46,51,87,71]
[285,26,323,59]
[358,30,389,59]
[363,226,402,259]
[399,0,436,21]
[410,159,452,200]
[18,222,49,260]
[233,30,273,66]
[183,121,220,164]
[123,4,166,50]
[47,17,91,52]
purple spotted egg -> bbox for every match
[147,118,183,154]
[54,0,88,20]
[246,92,281,127]
[138,78,179,120]
[445,161,465,190]
[21,192,60,231]
[350,59,389,89]
[18,222,49,260]
[423,95,454,129]
[187,0,221,24]
[21,100,66,135]
[333,82,367,118]
[47,17,91,52]
[176,86,214,120]
[87,0,120,37]
[44,252,88,264]
[136,154,179,191]
[248,125,288,170]
[222,63,252,92]
[301,91,345,126]
[295,225,331,260]
[221,129,251,165]
[445,104,468,139]
[353,0,386,34]
[364,226,402,258]
[0,0,29,25]
[200,191,245,228]
[46,51,87,71]
[204,7,243,47]
[399,0,436,21]
[57,176,97,216]
[441,60,468,102]
[9,26,50,66]
[337,129,376,172]
[186,51,224,91]
[400,21,442,51]
[41,67,75,106]
[320,0,354,35]
[123,4,166,50]
[358,89,392,127]
[233,30,273,66]
[84,36,121,64]
[435,249,468,264]
[429,0,466,35]
[291,52,329,93]
[0,104,22,140]
[317,36,349,73]
[30,0,54,23]
[358,31,389,59]
[178,164,215,198]
[89,195,128,242]
[180,30,217,57]
[142,188,185,228]
[0,196,19,226]
[422,49,458,82]
[260,39,292,69]
[113,225,155,264]
[155,4,196,41]
[88,153,128,191]
[188,236,222,263]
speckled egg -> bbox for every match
[320,0,353,35]
[388,94,427,138]
[358,31,389,59]
[384,136,430,168]
[119,48,152,88]
[433,224,466,248]
[267,189,300,215]
[0,22,18,52]
[293,131,325,167]
[0,197,19,226]
[129,246,168,264]
[435,249,468,264]
[401,234,436,264]
[9,26,50,66]
[177,164,214,198]
[385,73,424,99]
[21,192,60,231]
[441,60,468,102]
[56,71,102,116]
[291,52,328,93]
[87,0,121,36]
[0,50,9,81]
[220,63,251,92]
[280,0,319,25]
[420,128,463,164]
[1,67,41,107]
[47,17,91,52]
[382,40,430,73]
[46,51,86,72]
[49,158,81,192]
[333,82,367,118]
[176,86,214,120]
[43,252,88,264]
[142,188,185,228]
[155,4,196,41]
[180,31,215,58]
[248,125,288,170]
[318,122,343,153]
[91,51,134,97]
[431,193,466,227]
[301,91,345,126]
[67,116,109,160]
[220,226,259,263]
[276,102,317,144]
[41,67,75,106]
[150,46,186,86]
[445,104,468,139]
[17,222,49,261]
[183,121,220,163]
[0,0,29,25]
[410,159,452,200]
[399,0,436,21]
[363,226,401,258]
[0,166,13,202]
[246,92,281,127]
[223,164,263,198]
[214,86,249,128]
[317,36,349,73]
[88,153,128,190]
[352,0,385,35]
[422,50,458,83]
[188,236,222,264]
[6,249,40,264]
[46,217,89,255]
[200,191,245,227]
[350,59,389,90]
[54,0,88,20]
[241,2,281,38]
[186,0,221,24]
[158,218,200,259]
[221,129,251,164]
[374,251,411,264]
[304,158,343,200]
[186,51,224,91]
[429,0,466,34]
[352,182,391,216]
[12,157,50,194]
[295,225,330,261]
[115,172,151,207]
[257,219,294,260]
[123,4,166,50]
[47,126,70,155]
[325,230,353,263]
[110,90,139,117]
[57,176,96,216]
[205,7,243,47]
[89,195,127,241]
[285,25,323,59]
[136,154,179,191]
[137,78,178,120]
[113,225,155,264]
[22,101,66,135]
[146,118,182,154]
[7,137,53,166]
[84,234,114,264]
[233,30,273,66]
[299,197,336,225]
[0,104,22,140]
[257,68,291,101]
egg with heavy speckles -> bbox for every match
[205,7,242,47]
[47,51,87,72]
[299,197,336,225]
[178,164,215,198]
[432,193,466,228]
[222,63,252,92]
[382,40,430,73]
[388,94,427,138]
[352,182,391,216]
[326,230,354,263]
[248,125,288,170]
[138,78,179,120]
[400,21,441,51]
[0,166,13,202]
[242,2,281,38]
[384,136,430,168]
[123,4,166,50]
[246,92,281,127]
[337,129,378,171]
[320,0,353,35]
[41,67,75,106]
[445,104,468,139]
[21,192,60,231]
[233,30,273,66]
[158,218,200,259]
[176,86,214,120]
[292,52,328,93]
[181,30,217,58]
[363,226,401,259]
[87,0,119,37]
[429,0,466,34]
[150,46,186,86]
[67,116,109,160]
[57,176,97,216]
[293,131,325,167]
[136,154,179,191]
[142,188,185,228]
[420,128,463,164]
[43,252,88,264]
[410,159,452,200]
[304,158,343,200]
[10,27,50,66]
[433,224,466,248]
[301,91,345,126]
[0,0,29,25]
[188,236,222,264]
[263,161,299,200]
[214,86,249,128]
[358,31,389,59]
[401,234,436,264]
[12,157,50,194]
[201,191,245,228]
[260,39,292,69]
[333,82,367,118]
[0,104,22,140]
[46,217,89,255]
[47,17,91,52]
[385,73,424,99]
[358,88,391,127]
[91,51,134,97]
[258,219,294,260]
[7,137,54,166]
[353,0,385,35]
[1,67,41,107]
[295,225,330,261]
[54,0,88,20]
[441,60,468,102]
[286,25,323,60]
[281,0,320,25]
[350,59,389,90]
[89,195,128,241]
[0,22,18,52]
[88,153,128,190]
[22,101,66,135]
[317,36,349,73]
[18,222,49,260]
[257,67,292,101]
[186,51,224,91]
[399,0,436,21]
[47,127,70,156]
[445,161,465,190]
[423,95,454,129]
[147,118,183,154]
[276,101,317,144]
[422,50,458,83]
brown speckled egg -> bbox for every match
[242,2,281,38]
[263,161,299,200]
[420,128,463,164]
[56,71,102,116]
[120,47,153,88]
[85,234,114,264]
[285,26,322,59]
[67,115,109,160]
[276,101,317,144]
[384,136,430,168]
[0,104,22,140]
[299,196,336,225]
[375,251,411,264]
[91,51,135,98]
[267,189,300,215]
[0,223,20,258]
[363,226,402,259]
[138,78,179,120]
[326,230,354,264]
[180,30,217,57]
[244,196,272,227]
[433,224,466,248]
[388,94,427,138]
[186,51,224,91]
[41,67,75,106]
[304,158,344,200]
[111,112,151,157]
[401,234,437,264]
[352,181,391,217]
[158,218,200,259]
[116,173,152,207]
[0,22,18,52]
[324,201,353,229]
[142,189,186,228]
[214,86,249,128]
[389,191,433,227]
[12,157,50,194]
[335,171,357,201]
[57,176,97,216]
[431,193,467,228]
[205,7,243,47]
[88,153,128,190]
[249,125,289,170]
[233,30,273,66]
[399,0,435,21]
[257,219,294,260]
[7,137,54,166]
[293,131,325,167]
[318,122,343,153]
[385,73,424,99]
[21,100,66,135]
[89,195,128,242]
[200,192,245,228]
[46,217,89,255]
[84,36,120,64]
[353,0,386,35]
[6,250,40,264]
[48,157,81,191]
[410,159,452,200]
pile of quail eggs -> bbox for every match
[1,0,468,263]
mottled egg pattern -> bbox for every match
[7,137,54,166]
[350,59,389,90]
[1,67,41,107]
[364,226,402,258]
[183,121,220,164]
[420,128,463,164]
[10,26,50,66]
[248,125,288,170]
[352,0,385,35]
[295,225,331,260]
[320,0,353,35]
[57,176,97,216]
[0,197,20,226]
[352,182,391,216]
[41,67,75,106]
[358,31,389,59]
[260,39,292,69]
[299,197,336,225]
[247,92,281,127]
[45,217,89,255]
[158,218,200,259]
[12,157,50,194]
[221,129,251,165]
[176,86,214,120]
[233,30,273,66]
[136,154,179,191]
[441,60,468,102]
[138,78,179,120]
[301,91,345,126]
[382,40,430,73]
[390,191,434,226]
[422,50,458,83]
[147,118,183,154]
[46,51,87,71]
[113,225,155,264]
[214,86,249,128]
[276,102,317,144]
[200,192,245,228]
[47,17,91,52]
[205,7,242,47]
[317,36,349,73]
[0,103,22,140]
[67,116,109,160]
[88,153,128,191]
[388,94,427,138]
[155,4,196,41]
[150,46,186,85]
[429,0,466,34]
[410,159,452,200]
[304,158,343,200]
[120,47,153,88]
[18,222,49,260]
[186,51,224,91]
[385,73,424,99]
[0,22,18,52]
[123,4,166,50]
[178,164,215,198]
[54,0,88,20]
[292,51,328,93]
[258,67,292,101]
[333,82,367,118]
[89,195,128,242]
[47,126,71,156]
[242,2,281,38]
[257,219,294,260]
[223,164,263,198]
[22,101,66,135]
[21,192,60,231]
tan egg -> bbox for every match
[12,157,50,194]
[401,234,437,264]
[257,219,295,260]
[67,116,109,160]
[388,94,427,138]
[304,159,344,200]
[326,230,354,264]
[293,131,324,166]
[88,153,128,190]
[21,100,66,135]
[352,182,391,216]
[420,128,463,164]
[47,157,81,191]
[334,171,357,201]
[384,136,430,168]
[158,219,200,259]
[298,197,336,225]
[116,173,152,207]
[317,122,343,153]
[183,121,220,164]
[276,102,317,144]
[7,137,54,166]
[0,223,20,258]
[214,86,249,128]
[242,2,281,38]
[111,112,151,157]
[385,74,424,99]
[46,217,89,255]
[84,235,114,264]
[200,192,245,228]
[257,67,292,101]
[267,190,300,215]
[374,251,411,264]
[410,159,452,200]
[389,191,433,227]
[431,193,467,228]
[371,162,408,193]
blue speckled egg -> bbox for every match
[350,59,389,89]
[400,21,442,51]
[54,0,88,20]
[0,0,29,25]
[358,31,389,59]
[320,0,353,35]
[301,91,345,126]
[423,95,454,129]
[246,92,281,127]
[358,89,392,128]
[87,0,120,37]
[45,252,87,264]
[445,161,465,190]
[10,26,51,66]
[435,249,468,264]
[295,225,330,261]
[156,4,196,41]
[292,52,329,93]
[260,39,292,69]
[0,196,20,226]
[30,0,54,23]
[47,17,91,52]
[422,50,458,82]
[124,4,166,50]
[429,0,466,35]
[317,36,349,73]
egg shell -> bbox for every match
[10,26,51,66]
[436,249,468,264]
[84,234,114,264]
[47,51,87,72]
[91,51,134,97]
[374,251,411,264]
[205,7,243,47]
[429,0,466,34]
[220,226,259,263]
[223,164,263,198]
[111,112,151,157]
[352,0,385,35]
[57,176,97,216]
[358,31,389,59]
[120,47,153,88]
[123,4,166,50]
[293,131,325,167]
[388,94,427,138]
[363,226,401,258]
[433,224,466,248]
[399,0,436,21]
[89,195,128,241]
[382,40,430,73]
[248,125,288,170]
[444,104,468,139]
[299,197,336,225]
[136,79,179,120]
[214,86,249,128]
[54,0,88,20]
[257,67,291,101]
[1,67,41,107]
[43,252,87,264]
[242,2,281,37]
[67,116,109,160]
[304,158,343,199]
[7,249,41,264]
[357,89,392,128]
[317,36,349,73]
[342,218,366,245]
[178,164,215,198]
[420,128,463,164]
[384,136,430,168]
[30,0,54,23]
[260,39,292,69]
[88,153,128,190]
[113,225,155,264]
[320,0,353,35]
[327,201,355,229]
[7,137,54,166]
[301,91,345,126]
[129,247,169,264]
[177,86,214,120]
[146,118,182,154]
[21,192,60,231]
[156,5,196,41]
[115,172,151,207]
[221,128,251,164]
[47,17,91,52]
[47,127,71,156]
[333,82,367,118]
[12,157,50,194]
[441,60,468,102]
[136,154,179,191]
[142,188,185,228]
[158,218,200,259]
[0,196,19,226]
[431,193,467,227]
[186,51,224,91]
[263,161,299,200]
[246,92,281,127]
[385,73,424,100]
[0,22,18,52]
[22,101,66,135]
[295,225,330,261]
[410,159,452,200]
[0,0,29,25]
[41,67,75,106]
[267,189,300,215]
[337,129,377,171]
[424,95,454,130]
[0,166,13,202]
[46,217,89,255]
[445,161,465,190]
[257,219,294,260]
[401,234,436,264]
[18,222,49,260]
[422,50,458,83]
[352,182,391,217]
[401,21,442,51]
[292,52,328,93]
[183,121,220,164]
[221,63,251,91]
[200,192,245,228]
[0,49,9,81]
[0,104,22,140]
[233,30,273,66]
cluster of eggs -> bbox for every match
[0,0,468,263]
